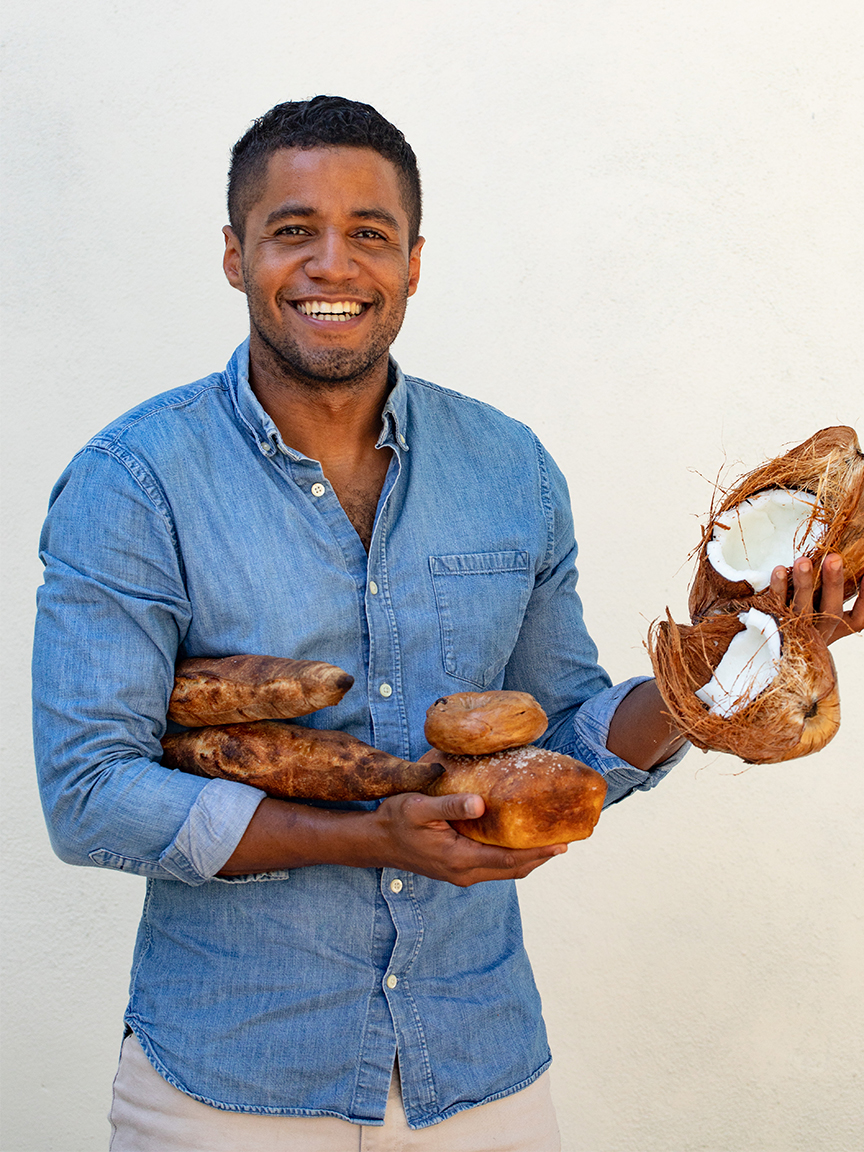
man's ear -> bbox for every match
[222,226,246,293]
[407,236,424,298]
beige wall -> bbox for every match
[2,2,862,1149]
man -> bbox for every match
[32,97,861,1151]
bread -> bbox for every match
[424,691,548,755]
[427,745,607,848]
[167,655,354,727]
[161,721,443,801]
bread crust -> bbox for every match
[161,721,443,801]
[424,691,548,755]
[428,745,607,848]
[167,655,354,727]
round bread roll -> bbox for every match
[424,690,548,755]
[427,745,607,848]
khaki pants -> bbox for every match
[109,1033,561,1152]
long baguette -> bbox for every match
[161,721,443,801]
[168,655,354,727]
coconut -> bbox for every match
[648,593,840,763]
[689,426,864,620]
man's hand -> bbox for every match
[367,791,566,886]
[218,792,565,885]
[769,552,864,645]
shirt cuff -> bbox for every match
[552,676,690,807]
[157,778,267,884]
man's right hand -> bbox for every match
[218,793,566,885]
[367,792,567,885]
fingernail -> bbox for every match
[799,559,811,573]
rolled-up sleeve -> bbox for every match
[32,445,265,883]
[504,438,688,806]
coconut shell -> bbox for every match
[648,593,840,764]
[689,426,864,620]
[424,690,548,755]
[427,745,607,848]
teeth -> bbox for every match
[296,300,364,320]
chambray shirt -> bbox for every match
[33,341,680,1128]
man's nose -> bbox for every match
[304,229,359,281]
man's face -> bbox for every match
[223,146,423,387]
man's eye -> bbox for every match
[355,229,387,240]
[274,225,308,237]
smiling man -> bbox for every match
[32,96,862,1152]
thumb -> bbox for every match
[428,792,485,822]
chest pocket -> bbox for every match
[429,551,532,689]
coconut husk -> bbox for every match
[689,426,864,620]
[648,593,840,764]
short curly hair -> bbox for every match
[228,96,422,246]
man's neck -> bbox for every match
[248,337,392,465]
[247,337,395,552]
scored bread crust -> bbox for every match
[168,655,354,727]
[424,690,548,755]
[427,745,607,848]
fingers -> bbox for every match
[397,791,485,824]
[374,792,567,886]
[816,553,845,618]
[443,840,568,886]
[849,578,864,634]
[777,553,863,644]
[769,563,789,602]
[790,557,815,616]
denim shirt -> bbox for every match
[32,341,681,1128]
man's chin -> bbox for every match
[255,332,387,389]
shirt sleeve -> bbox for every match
[502,436,689,806]
[32,444,266,884]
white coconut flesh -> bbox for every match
[695,609,782,717]
[706,489,826,591]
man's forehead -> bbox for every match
[257,145,405,207]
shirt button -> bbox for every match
[386,974,398,989]
[311,482,326,497]
[399,434,407,447]
[379,683,393,698]
[369,581,379,595]
[389,878,403,894]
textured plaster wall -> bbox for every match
[2,2,862,1150]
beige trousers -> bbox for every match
[108,1033,561,1152]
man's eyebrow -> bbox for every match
[264,203,315,228]
[263,204,401,232]
[352,208,401,232]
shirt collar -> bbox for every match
[226,339,410,459]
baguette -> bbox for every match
[168,655,354,727]
[161,721,443,802]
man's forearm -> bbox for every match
[605,679,686,770]
[218,794,567,886]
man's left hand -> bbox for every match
[770,553,864,645]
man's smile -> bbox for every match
[292,300,370,322]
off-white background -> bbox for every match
[2,2,862,1150]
